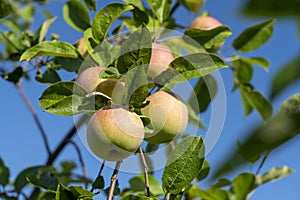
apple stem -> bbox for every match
[139,147,151,197]
[107,161,122,200]
[90,160,106,192]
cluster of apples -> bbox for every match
[76,14,223,162]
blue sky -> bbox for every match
[0,0,299,199]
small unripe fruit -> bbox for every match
[87,106,144,161]
[190,16,222,30]
[77,37,88,57]
[148,43,174,79]
[141,91,188,144]
[76,67,125,104]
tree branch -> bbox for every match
[107,161,122,200]
[15,82,51,156]
[46,114,88,165]
[170,1,180,16]
[139,147,150,197]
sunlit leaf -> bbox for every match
[147,0,172,23]
[0,0,11,18]
[233,19,275,52]
[256,166,293,185]
[63,0,91,32]
[278,94,300,116]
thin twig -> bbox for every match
[67,140,88,188]
[91,160,106,192]
[107,161,122,200]
[15,82,51,156]
[46,114,88,165]
[139,147,150,197]
[256,151,271,175]
[170,1,180,16]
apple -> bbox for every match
[87,105,144,161]
[148,43,174,79]
[76,67,125,104]
[190,15,222,30]
[180,0,206,14]
[141,91,188,144]
[77,37,88,57]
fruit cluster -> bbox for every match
[76,15,223,161]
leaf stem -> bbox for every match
[139,147,150,197]
[256,151,271,175]
[91,160,106,192]
[15,82,51,156]
[107,161,122,200]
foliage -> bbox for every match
[0,0,299,200]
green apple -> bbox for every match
[76,37,88,57]
[180,0,206,14]
[141,91,188,144]
[148,43,174,79]
[87,105,144,161]
[76,67,125,104]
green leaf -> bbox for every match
[68,186,95,198]
[239,85,253,116]
[0,157,9,186]
[213,113,300,178]
[147,0,172,23]
[129,174,163,196]
[121,195,159,200]
[92,175,104,190]
[197,160,210,181]
[270,54,300,99]
[240,57,269,71]
[27,171,58,192]
[188,186,229,200]
[20,41,78,61]
[14,166,53,192]
[233,19,275,52]
[232,173,256,200]
[186,102,205,129]
[184,26,232,49]
[39,81,88,116]
[123,0,145,10]
[155,53,227,86]
[55,184,74,200]
[162,136,205,194]
[34,17,57,44]
[179,0,205,14]
[51,57,83,72]
[84,0,96,11]
[0,0,11,18]
[35,68,61,84]
[243,0,300,17]
[123,65,149,107]
[188,75,217,113]
[256,166,293,185]
[278,94,300,116]
[240,84,273,121]
[63,0,91,32]
[233,59,253,88]
[116,26,152,73]
[210,178,231,189]
[5,66,23,84]
[91,3,134,43]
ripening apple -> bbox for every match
[76,67,125,104]
[190,15,222,30]
[141,91,188,144]
[77,37,88,57]
[148,43,174,79]
[87,105,144,161]
[190,15,223,51]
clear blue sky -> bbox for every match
[0,0,299,199]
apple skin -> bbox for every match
[141,91,188,144]
[77,37,88,57]
[87,105,144,161]
[190,16,222,30]
[148,43,174,79]
[76,67,125,104]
